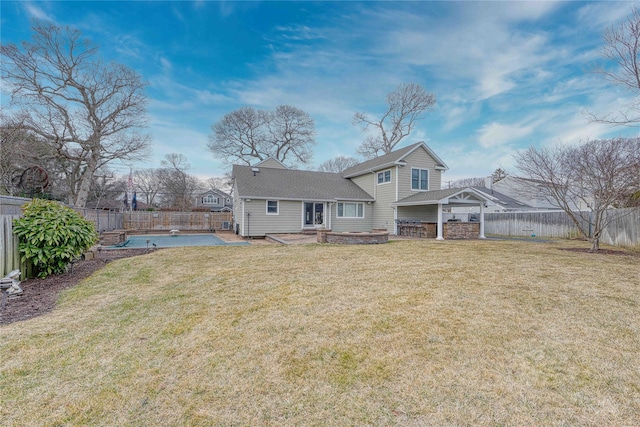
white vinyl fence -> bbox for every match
[484,207,640,249]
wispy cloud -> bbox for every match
[576,2,636,30]
[274,25,328,41]
[477,122,534,148]
[23,3,55,22]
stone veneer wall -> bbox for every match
[317,229,332,243]
[322,231,389,244]
[100,230,126,246]
[444,222,480,239]
[423,223,437,238]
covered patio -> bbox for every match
[392,188,493,240]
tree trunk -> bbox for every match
[73,155,99,208]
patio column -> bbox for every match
[436,203,444,240]
[479,203,486,239]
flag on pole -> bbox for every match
[132,191,137,211]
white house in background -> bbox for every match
[232,142,495,239]
[490,176,588,211]
[194,188,233,212]
[449,185,532,217]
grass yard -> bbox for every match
[1,239,639,426]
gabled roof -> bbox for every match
[199,188,232,198]
[393,187,491,206]
[254,157,288,169]
[342,142,449,178]
[233,165,374,202]
[471,186,532,210]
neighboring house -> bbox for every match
[490,176,588,211]
[449,186,532,216]
[194,188,233,212]
[232,142,495,239]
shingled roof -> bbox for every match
[342,142,448,178]
[232,165,374,201]
[471,186,532,210]
[393,187,491,206]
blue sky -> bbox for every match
[2,1,638,183]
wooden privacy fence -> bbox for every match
[123,211,233,231]
[73,208,124,232]
[600,207,640,249]
[484,207,640,249]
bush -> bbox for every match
[12,199,98,278]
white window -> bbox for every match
[266,200,279,215]
[411,168,429,191]
[203,195,219,205]
[337,202,364,218]
[377,170,391,184]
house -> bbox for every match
[448,185,532,218]
[232,142,495,239]
[194,188,233,212]
[490,176,588,211]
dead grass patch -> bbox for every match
[1,239,639,425]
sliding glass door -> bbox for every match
[304,202,324,227]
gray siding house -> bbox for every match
[232,142,494,239]
[195,188,233,212]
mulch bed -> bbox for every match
[1,249,151,325]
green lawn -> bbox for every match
[1,239,639,426]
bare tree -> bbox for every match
[209,105,315,167]
[353,83,436,158]
[447,177,486,188]
[317,156,361,173]
[0,111,67,198]
[266,105,315,164]
[134,168,164,206]
[514,137,640,251]
[1,22,150,207]
[205,176,232,194]
[158,153,203,211]
[86,169,126,208]
[588,7,640,125]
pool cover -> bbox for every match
[106,234,248,249]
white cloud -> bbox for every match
[371,3,561,101]
[477,122,534,148]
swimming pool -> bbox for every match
[106,234,249,249]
